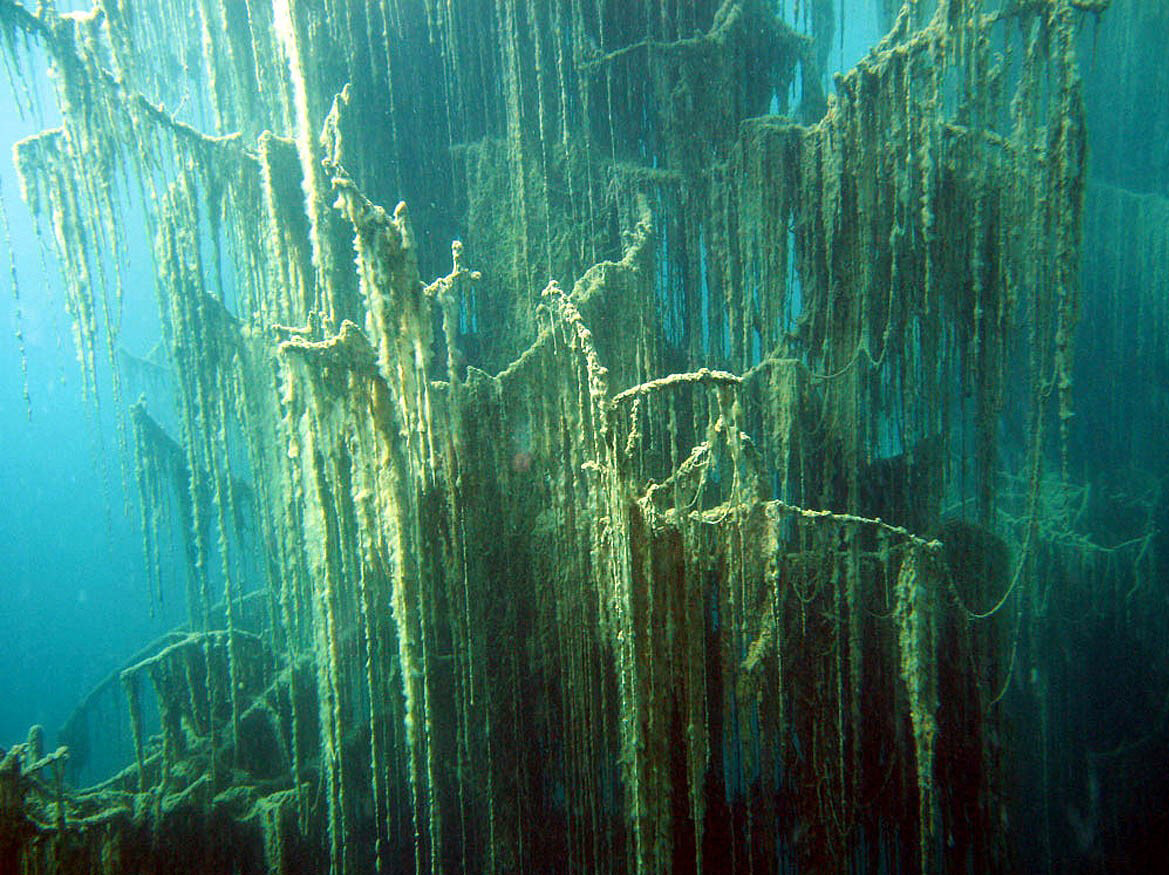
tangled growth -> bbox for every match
[3,1,1149,873]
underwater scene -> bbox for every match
[0,0,1166,872]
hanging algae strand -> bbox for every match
[894,547,940,875]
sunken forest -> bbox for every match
[2,0,1168,872]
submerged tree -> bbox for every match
[1,0,1153,873]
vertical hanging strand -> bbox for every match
[122,671,147,793]
[0,172,30,418]
[276,514,309,831]
[530,0,555,279]
[894,547,938,875]
[1050,0,1086,476]
[209,391,244,764]
[495,0,532,298]
[272,0,331,319]
[552,0,581,267]
[357,533,388,873]
[846,527,862,811]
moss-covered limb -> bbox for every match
[11,128,98,400]
[0,735,70,846]
[58,630,188,775]
[2,734,67,781]
[610,368,743,410]
[579,0,809,71]
[494,196,654,391]
[4,762,324,874]
[0,0,249,150]
[0,0,59,50]
[323,155,434,446]
[985,0,1110,22]
[278,319,378,374]
[72,623,285,805]
[539,279,613,461]
[427,240,483,379]
[766,499,943,553]
[119,629,264,680]
[130,402,190,487]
